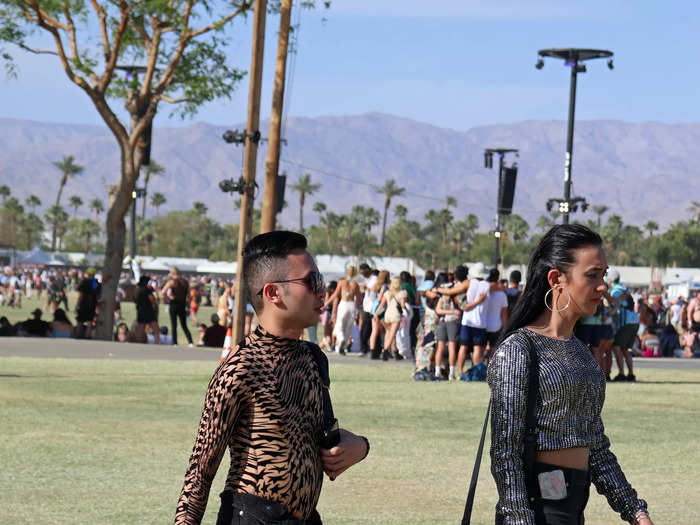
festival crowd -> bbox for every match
[1,263,699,375]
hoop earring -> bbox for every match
[544,288,571,313]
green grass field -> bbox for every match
[0,353,698,524]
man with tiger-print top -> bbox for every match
[175,231,370,525]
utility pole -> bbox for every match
[233,0,268,343]
[536,48,613,224]
[260,0,293,234]
[484,148,518,268]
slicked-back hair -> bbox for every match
[497,224,602,346]
[242,231,308,313]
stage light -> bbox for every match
[535,59,544,70]
[607,59,614,70]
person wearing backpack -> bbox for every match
[605,269,639,381]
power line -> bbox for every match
[281,0,302,143]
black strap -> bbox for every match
[522,330,540,507]
[461,329,539,525]
[461,399,491,524]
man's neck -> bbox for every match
[256,315,303,340]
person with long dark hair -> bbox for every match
[487,224,652,525]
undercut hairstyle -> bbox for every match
[242,231,308,313]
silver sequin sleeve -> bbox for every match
[589,418,648,523]
[487,330,536,524]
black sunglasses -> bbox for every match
[257,271,326,296]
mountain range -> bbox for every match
[1,113,699,232]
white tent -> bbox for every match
[19,245,52,265]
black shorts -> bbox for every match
[614,323,639,349]
[486,330,500,348]
[460,325,486,347]
[435,320,460,342]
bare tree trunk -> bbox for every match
[141,173,150,219]
[299,193,304,232]
[380,198,389,249]
[52,175,67,251]
[94,139,140,340]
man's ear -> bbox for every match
[262,282,283,307]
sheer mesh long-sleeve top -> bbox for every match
[175,327,325,524]
[487,328,648,524]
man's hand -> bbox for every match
[321,429,368,480]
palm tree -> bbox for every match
[141,160,165,219]
[19,212,43,249]
[89,198,104,221]
[290,173,321,233]
[643,220,659,238]
[376,179,405,249]
[2,197,24,250]
[192,201,208,215]
[51,155,84,250]
[445,196,457,209]
[0,184,10,203]
[45,205,69,252]
[450,213,479,258]
[150,192,166,216]
[591,205,609,229]
[77,218,101,254]
[25,194,41,212]
[688,200,700,222]
[69,195,83,217]
[394,204,408,221]
[438,208,454,247]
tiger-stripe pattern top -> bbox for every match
[174,327,325,524]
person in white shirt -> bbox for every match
[460,262,490,369]
[359,264,377,356]
[484,268,509,354]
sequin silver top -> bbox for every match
[487,328,648,524]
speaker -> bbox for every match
[275,174,286,214]
[499,167,517,215]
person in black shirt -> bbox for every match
[135,275,159,344]
[162,266,194,347]
[202,313,227,348]
[20,309,51,337]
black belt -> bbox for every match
[219,492,322,525]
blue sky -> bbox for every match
[2,0,699,130]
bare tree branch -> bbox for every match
[188,2,251,39]
[99,1,133,93]
[62,7,79,61]
[19,0,68,30]
[140,16,162,96]
[89,0,112,63]
[18,43,58,55]
[159,95,190,103]
[154,2,250,95]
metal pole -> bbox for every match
[130,190,137,257]
[233,0,267,343]
[563,60,578,224]
[495,154,503,266]
[260,0,292,234]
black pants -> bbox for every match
[496,462,590,525]
[360,311,372,353]
[216,492,322,525]
[169,301,193,345]
[409,306,421,351]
